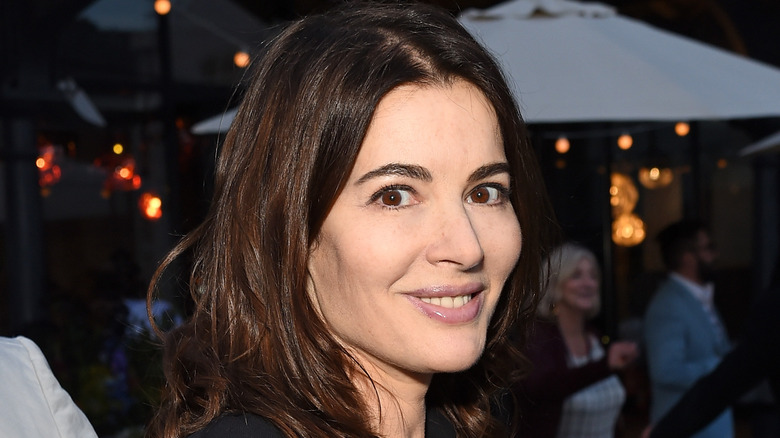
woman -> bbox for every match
[513,243,638,438]
[146,3,557,437]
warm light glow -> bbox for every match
[555,137,570,154]
[234,50,250,68]
[610,172,638,215]
[612,212,646,247]
[154,0,171,15]
[675,122,690,137]
[37,144,62,187]
[117,166,132,180]
[113,143,124,154]
[555,159,567,169]
[139,192,163,220]
[617,134,633,150]
[639,166,674,189]
[717,158,728,169]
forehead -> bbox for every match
[352,81,503,170]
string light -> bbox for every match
[113,143,124,155]
[234,50,250,68]
[675,122,690,137]
[554,136,570,154]
[154,0,171,16]
[617,133,633,150]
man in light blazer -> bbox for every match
[644,220,733,438]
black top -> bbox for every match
[649,285,780,438]
[189,407,456,438]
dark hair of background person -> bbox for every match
[146,3,558,437]
[656,220,707,271]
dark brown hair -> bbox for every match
[147,3,557,437]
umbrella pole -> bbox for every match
[601,131,617,339]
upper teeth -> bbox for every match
[420,295,472,308]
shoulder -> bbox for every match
[189,413,283,438]
[647,279,689,311]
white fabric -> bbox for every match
[0,336,98,438]
[459,0,780,123]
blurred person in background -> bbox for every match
[643,220,733,438]
[643,256,780,438]
[512,242,638,437]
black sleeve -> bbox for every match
[189,413,284,438]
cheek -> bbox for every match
[310,221,420,300]
[481,214,522,274]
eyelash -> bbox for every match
[368,182,512,209]
[468,183,512,206]
[368,184,416,209]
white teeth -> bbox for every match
[420,295,472,308]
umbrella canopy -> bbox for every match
[459,0,780,123]
[191,0,780,133]
[192,107,238,134]
[739,130,780,156]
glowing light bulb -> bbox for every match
[555,137,570,154]
[675,122,690,137]
[113,143,124,155]
[617,134,633,150]
[154,0,171,15]
[139,192,163,220]
[234,50,250,68]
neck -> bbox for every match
[556,305,586,336]
[353,360,430,438]
[555,305,590,356]
[674,269,703,286]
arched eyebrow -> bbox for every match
[468,162,511,184]
[355,163,432,185]
[355,161,510,185]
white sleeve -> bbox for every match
[0,336,98,438]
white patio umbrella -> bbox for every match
[192,0,780,133]
[192,107,238,134]
[458,0,780,123]
[739,130,780,156]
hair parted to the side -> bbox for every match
[146,3,558,437]
[537,243,601,320]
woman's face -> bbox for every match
[307,81,522,381]
[558,257,600,315]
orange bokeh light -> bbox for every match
[139,192,163,220]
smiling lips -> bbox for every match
[419,295,472,308]
[408,283,485,323]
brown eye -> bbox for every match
[381,190,403,206]
[372,187,414,208]
[468,186,502,204]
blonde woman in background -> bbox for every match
[513,243,638,438]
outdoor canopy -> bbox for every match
[192,0,780,133]
[458,0,780,123]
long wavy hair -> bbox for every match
[146,3,557,437]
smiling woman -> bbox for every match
[146,3,557,438]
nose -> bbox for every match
[425,204,484,270]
